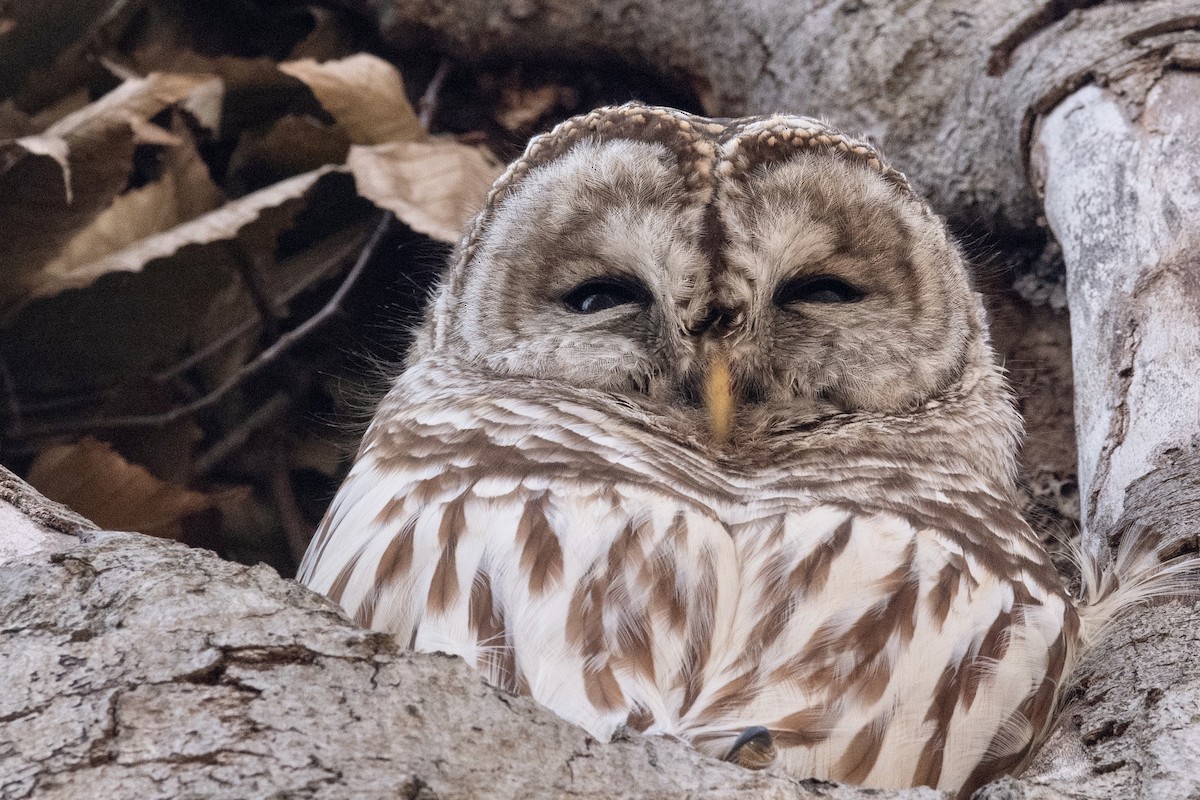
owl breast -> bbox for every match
[300,362,1075,794]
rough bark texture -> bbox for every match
[364,0,1200,232]
[1033,69,1200,555]
[0,466,946,800]
[1001,64,1200,800]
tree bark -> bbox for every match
[364,0,1200,232]
[1032,69,1200,557]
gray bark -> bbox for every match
[1033,70,1200,556]
[365,0,1200,232]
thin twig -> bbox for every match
[269,461,316,570]
[0,355,24,439]
[156,222,372,383]
[193,392,292,476]
[418,57,453,132]
[10,212,393,438]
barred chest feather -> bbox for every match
[300,364,1079,797]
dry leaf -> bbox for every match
[0,168,349,399]
[27,437,212,539]
[34,118,226,293]
[279,53,424,145]
[496,84,572,133]
[0,71,222,312]
[226,114,351,194]
[347,140,502,242]
[23,166,333,303]
[36,70,221,150]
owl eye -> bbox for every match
[563,277,650,314]
[775,275,865,306]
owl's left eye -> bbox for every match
[562,277,650,314]
[775,275,865,306]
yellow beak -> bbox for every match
[703,349,735,444]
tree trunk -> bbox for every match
[1033,69,1200,558]
[4,0,1199,796]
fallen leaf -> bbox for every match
[33,116,226,294]
[27,436,212,539]
[346,140,502,242]
[226,113,351,194]
[37,70,221,147]
[0,167,350,401]
[23,164,333,304]
[280,53,424,145]
[0,71,222,313]
[496,84,572,133]
[122,49,310,141]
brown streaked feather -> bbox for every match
[616,606,657,682]
[962,608,1014,709]
[788,515,853,596]
[374,517,417,588]
[326,547,365,606]
[925,659,963,733]
[626,705,655,733]
[468,569,523,693]
[645,545,688,632]
[928,563,961,630]
[515,499,565,594]
[468,569,505,644]
[427,498,467,613]
[373,496,408,526]
[584,662,626,711]
[770,706,835,748]
[911,732,945,789]
[697,671,758,719]
[834,714,890,784]
[844,652,893,705]
[677,548,719,717]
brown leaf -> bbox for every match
[0,72,222,313]
[29,118,226,299]
[346,140,502,242]
[0,167,348,401]
[496,84,575,133]
[27,437,211,539]
[27,165,334,304]
[226,114,351,194]
[279,54,424,145]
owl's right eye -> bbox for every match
[562,278,651,314]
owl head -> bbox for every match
[412,104,1010,455]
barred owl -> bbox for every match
[299,104,1084,795]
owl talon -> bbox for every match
[724,725,776,770]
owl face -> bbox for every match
[422,107,986,437]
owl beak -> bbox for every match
[704,349,735,444]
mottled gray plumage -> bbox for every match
[300,104,1157,796]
